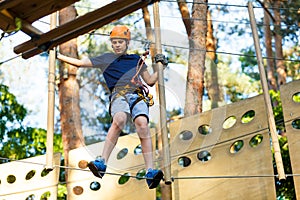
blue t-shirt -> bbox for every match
[90,53,147,92]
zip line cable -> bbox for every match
[161,0,248,8]
[0,155,299,182]
[0,117,299,181]
[0,30,298,68]
[160,0,300,12]
[0,54,22,65]
[156,15,299,28]
[90,32,300,63]
[74,1,300,13]
[0,154,296,181]
[74,4,299,28]
[172,174,300,180]
[1,168,299,197]
[165,44,300,63]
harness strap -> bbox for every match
[111,84,154,110]
[134,86,154,107]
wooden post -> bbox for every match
[153,1,172,187]
[247,2,285,180]
[45,12,57,170]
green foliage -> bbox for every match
[217,59,261,102]
[278,0,300,43]
[213,0,299,92]
[0,85,27,138]
[0,84,64,198]
[275,136,296,199]
[270,90,285,132]
[167,108,182,120]
[1,127,46,161]
[241,110,255,123]
[0,84,63,162]
[238,48,260,81]
[286,46,300,81]
[57,183,67,199]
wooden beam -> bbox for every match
[0,12,16,31]
[0,9,43,37]
[0,0,79,23]
[0,0,78,37]
[14,0,154,58]
[21,21,43,37]
[153,0,172,189]
[45,11,57,170]
[0,0,24,11]
[13,0,80,22]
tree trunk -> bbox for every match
[184,0,207,116]
[206,10,221,109]
[264,0,278,91]
[142,7,156,59]
[58,5,84,182]
[273,0,286,86]
[177,0,191,37]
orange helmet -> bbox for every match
[110,25,131,40]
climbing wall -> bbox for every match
[280,79,300,199]
[67,131,156,200]
[169,94,276,199]
[0,153,61,199]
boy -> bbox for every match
[57,25,167,189]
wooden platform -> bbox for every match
[0,0,154,59]
[0,0,79,36]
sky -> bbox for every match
[0,0,265,130]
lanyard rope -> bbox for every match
[131,50,149,86]
[131,40,151,86]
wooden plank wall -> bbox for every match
[0,153,61,199]
[169,95,276,200]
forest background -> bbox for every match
[0,0,299,199]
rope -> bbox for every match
[0,54,22,65]
[160,0,300,12]
[89,33,300,63]
[172,174,300,180]
[0,157,154,180]
[1,156,300,183]
[131,42,150,85]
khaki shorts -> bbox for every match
[110,93,149,122]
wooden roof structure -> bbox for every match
[0,0,154,59]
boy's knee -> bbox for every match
[135,116,148,128]
[112,112,127,129]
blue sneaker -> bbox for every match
[145,168,164,189]
[87,157,107,178]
